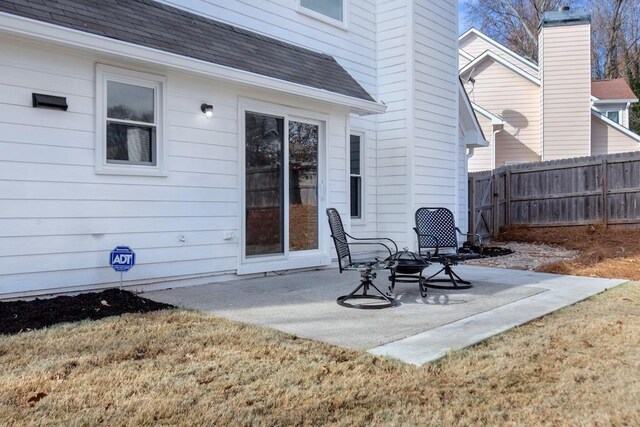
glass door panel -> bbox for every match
[288,120,319,252]
[245,112,284,256]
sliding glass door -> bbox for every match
[245,112,320,259]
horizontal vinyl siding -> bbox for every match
[540,23,591,160]
[375,0,410,247]
[161,1,380,242]
[591,116,640,156]
[412,0,459,216]
[458,129,469,233]
[0,37,348,296]
[0,40,239,295]
[467,60,541,167]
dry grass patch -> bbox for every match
[2,282,639,426]
[500,225,640,280]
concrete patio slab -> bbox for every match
[145,265,625,365]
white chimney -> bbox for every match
[539,8,592,160]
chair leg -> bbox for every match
[447,267,471,285]
[388,270,396,294]
[424,263,472,290]
[337,270,398,309]
[418,271,428,298]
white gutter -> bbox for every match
[0,12,387,116]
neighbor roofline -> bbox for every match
[459,49,474,61]
[591,108,640,142]
[459,28,539,73]
[460,50,541,87]
[0,12,386,115]
[471,102,504,125]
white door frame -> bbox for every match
[238,98,331,274]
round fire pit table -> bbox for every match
[386,250,431,298]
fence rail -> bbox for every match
[468,151,640,240]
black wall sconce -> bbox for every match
[32,93,68,111]
[200,103,214,118]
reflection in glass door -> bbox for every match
[245,112,284,256]
[289,121,318,252]
[245,112,319,258]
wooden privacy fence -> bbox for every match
[468,151,640,241]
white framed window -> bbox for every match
[350,132,363,220]
[95,64,168,176]
[298,0,347,27]
[605,110,621,125]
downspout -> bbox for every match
[467,123,503,162]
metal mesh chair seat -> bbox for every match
[414,207,483,289]
[326,208,399,309]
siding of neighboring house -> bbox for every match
[459,32,538,78]
[468,114,495,172]
[0,36,350,297]
[591,116,640,156]
[539,22,592,160]
[466,59,541,170]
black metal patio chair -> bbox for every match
[326,208,399,309]
[414,207,483,289]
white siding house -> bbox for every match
[0,0,485,298]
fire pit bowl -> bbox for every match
[386,250,431,298]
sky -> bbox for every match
[459,2,469,34]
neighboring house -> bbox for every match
[459,8,640,172]
[0,0,486,298]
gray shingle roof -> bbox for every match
[0,0,374,102]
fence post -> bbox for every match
[602,159,608,228]
[505,169,511,227]
[492,171,500,239]
[468,176,476,243]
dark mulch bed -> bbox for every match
[0,288,175,335]
[460,243,514,257]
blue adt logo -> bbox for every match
[110,246,136,272]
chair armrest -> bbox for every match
[345,233,398,257]
[455,227,483,249]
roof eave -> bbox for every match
[459,28,539,73]
[460,50,541,86]
[592,98,638,104]
[591,109,640,143]
[459,81,489,147]
[0,12,385,115]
